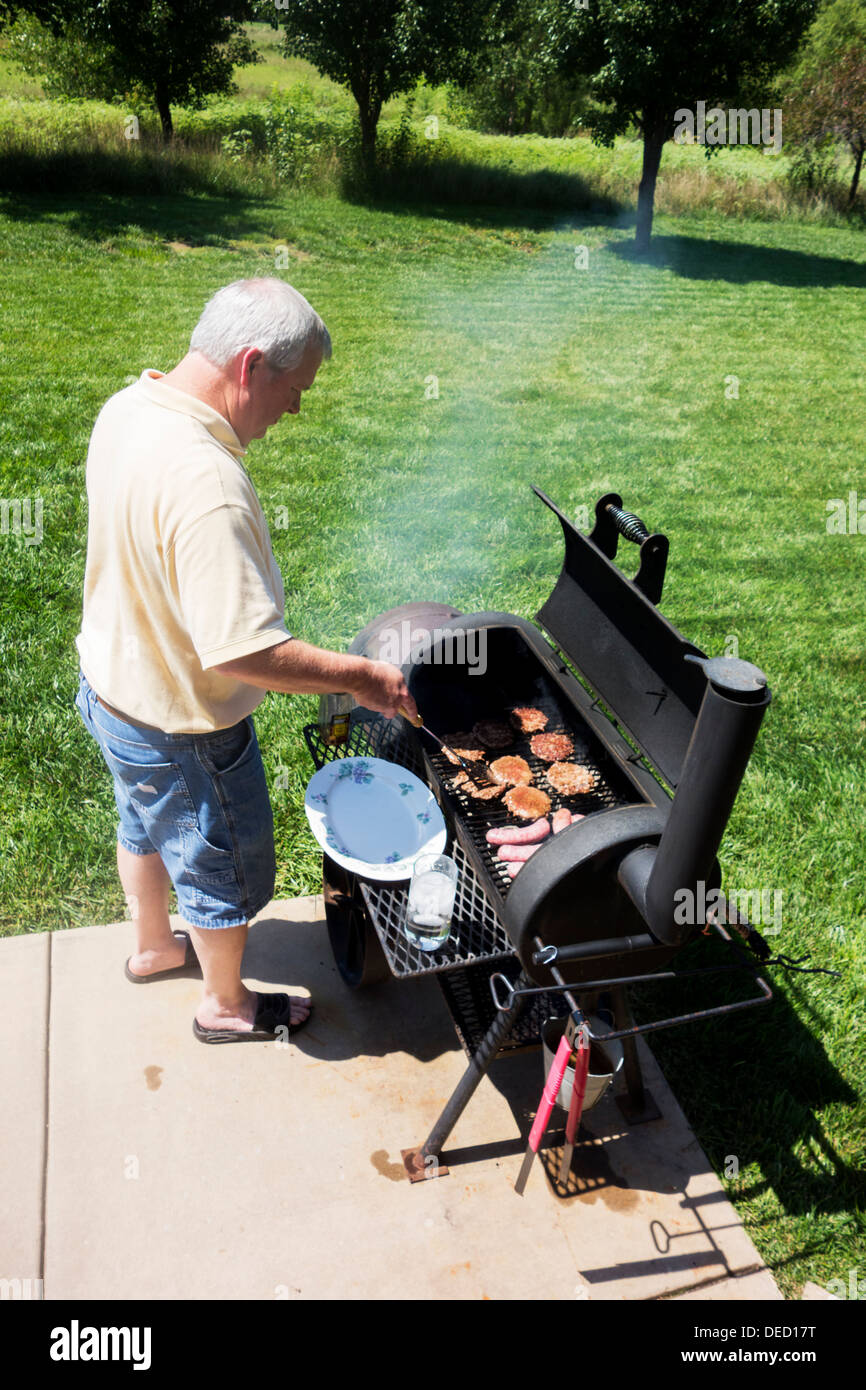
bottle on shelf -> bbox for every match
[318,691,354,747]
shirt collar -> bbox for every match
[137,370,246,459]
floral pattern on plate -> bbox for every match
[304,756,447,883]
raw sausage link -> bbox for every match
[486,817,550,847]
[506,861,524,878]
[552,808,572,833]
[497,843,541,863]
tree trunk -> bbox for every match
[353,80,382,170]
[848,142,864,206]
[635,117,667,253]
[155,82,173,144]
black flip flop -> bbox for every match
[125,931,200,983]
[192,991,313,1044]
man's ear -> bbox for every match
[239,346,263,387]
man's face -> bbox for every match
[244,342,322,440]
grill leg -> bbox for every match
[612,985,663,1124]
[402,970,531,1182]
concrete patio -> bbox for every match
[2,895,786,1301]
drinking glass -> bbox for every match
[405,853,458,951]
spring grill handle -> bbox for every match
[588,492,669,604]
[605,502,650,545]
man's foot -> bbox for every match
[194,985,312,1034]
[127,934,190,978]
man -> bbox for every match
[75,277,416,1042]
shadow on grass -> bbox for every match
[611,232,866,287]
[628,933,864,1224]
[339,151,625,228]
[0,174,618,256]
[0,141,626,245]
[0,139,269,194]
[0,184,286,249]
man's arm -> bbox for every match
[212,638,417,721]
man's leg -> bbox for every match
[119,844,188,977]
[188,920,312,1032]
[118,844,310,1028]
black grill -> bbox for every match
[302,488,778,1175]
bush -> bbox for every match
[786,140,842,197]
[262,83,353,185]
[221,128,255,162]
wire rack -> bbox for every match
[304,712,568,1055]
[304,713,514,978]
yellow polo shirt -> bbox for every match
[76,369,292,733]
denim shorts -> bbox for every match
[74,670,276,929]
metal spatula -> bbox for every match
[398,706,498,787]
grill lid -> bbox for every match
[533,486,707,789]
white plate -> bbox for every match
[304,756,447,882]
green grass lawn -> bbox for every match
[0,23,864,1297]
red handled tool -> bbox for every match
[559,1022,591,1183]
[514,1030,573,1196]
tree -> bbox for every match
[451,0,589,137]
[5,13,133,103]
[542,0,818,252]
[784,0,866,205]
[0,0,64,29]
[6,1,259,141]
[270,0,496,164]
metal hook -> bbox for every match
[489,972,517,1012]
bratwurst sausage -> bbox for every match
[485,817,550,846]
[497,843,541,863]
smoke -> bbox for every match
[357,213,609,621]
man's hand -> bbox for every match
[348,658,415,721]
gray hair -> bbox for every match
[190,277,332,371]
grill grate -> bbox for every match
[358,838,513,978]
[429,688,633,903]
[303,711,424,778]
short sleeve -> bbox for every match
[169,505,292,669]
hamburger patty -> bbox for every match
[530,732,574,762]
[546,761,596,796]
[505,785,551,820]
[472,719,514,749]
[510,706,548,734]
[489,755,532,787]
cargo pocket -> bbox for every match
[101,750,197,827]
[182,825,238,890]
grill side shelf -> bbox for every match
[304,716,515,978]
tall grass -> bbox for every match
[1,91,861,228]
